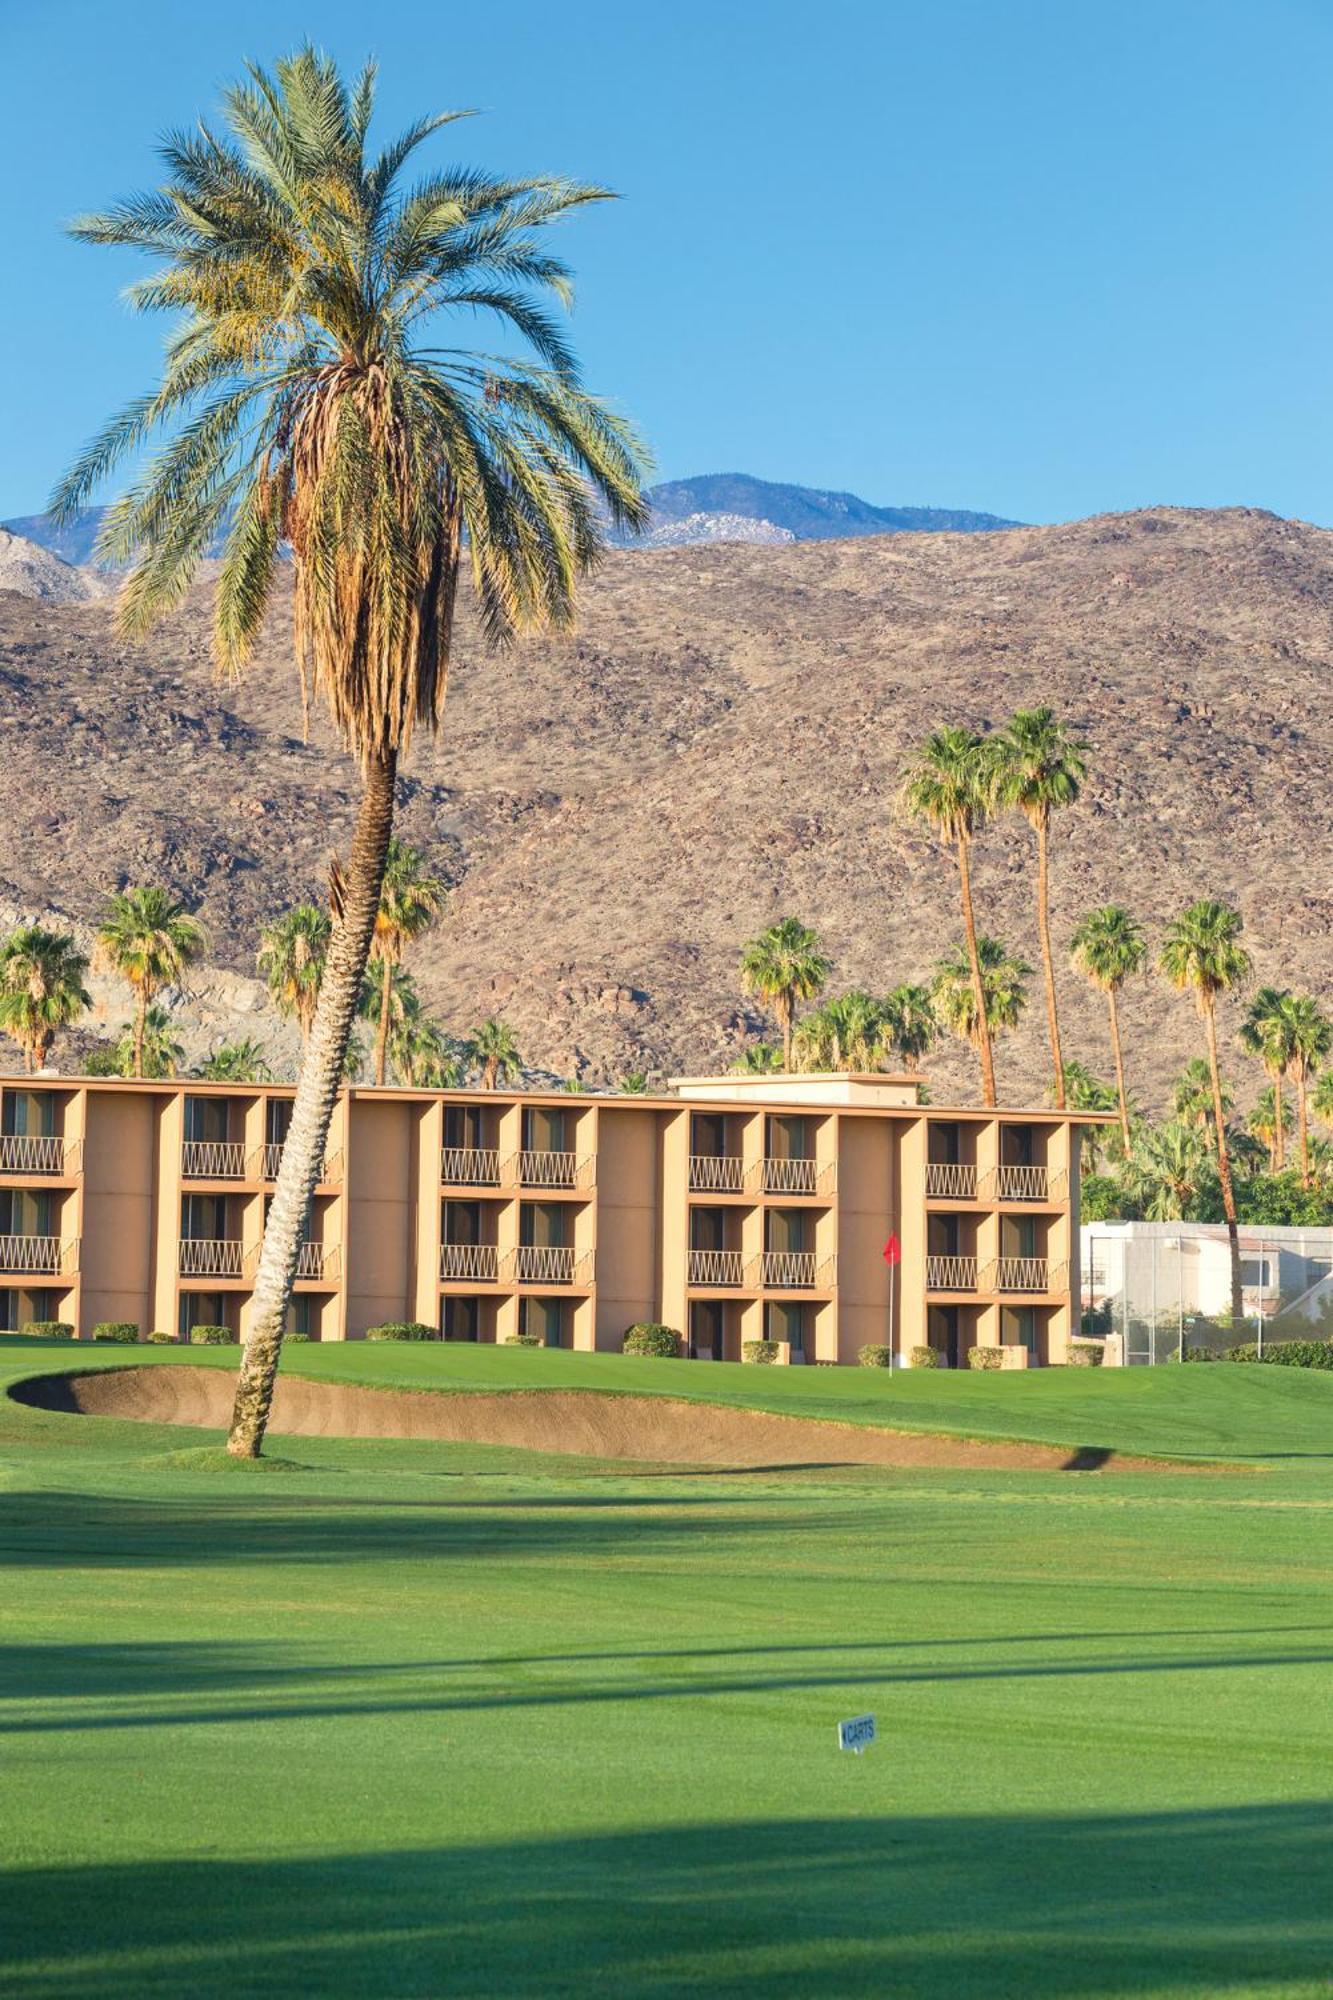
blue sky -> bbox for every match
[4,0,1332,525]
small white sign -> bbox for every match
[838,1713,876,1754]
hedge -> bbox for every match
[857,1343,893,1369]
[505,1331,545,1347]
[742,1340,780,1364]
[910,1344,942,1369]
[967,1345,1003,1371]
[1229,1338,1333,1370]
[365,1322,436,1342]
[1067,1340,1104,1368]
[623,1322,682,1358]
[20,1321,73,1341]
[285,1330,312,1343]
[189,1326,234,1345]
[92,1322,139,1344]
[145,1330,176,1345]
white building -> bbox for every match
[1079,1221,1333,1361]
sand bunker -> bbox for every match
[10,1364,1164,1473]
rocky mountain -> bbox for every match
[638,473,1022,542]
[0,504,1328,1107]
[0,528,111,605]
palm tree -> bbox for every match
[619,1071,650,1094]
[1277,993,1331,1188]
[194,1038,274,1082]
[257,904,331,1047]
[1238,987,1295,1172]
[55,50,647,1456]
[102,1005,184,1081]
[879,984,936,1072]
[1160,900,1251,1320]
[731,1043,783,1075]
[337,837,444,1085]
[1248,1085,1292,1172]
[792,990,884,1071]
[738,919,831,1070]
[900,728,999,1106]
[1051,1060,1117,1174]
[1069,905,1146,1153]
[392,1014,464,1089]
[0,927,91,1072]
[357,961,420,1079]
[467,1019,522,1090]
[1172,1056,1234,1132]
[1314,1069,1333,1141]
[993,708,1088,1110]
[94,888,206,1079]
[930,936,1030,1094]
[1127,1119,1214,1222]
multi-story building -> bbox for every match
[0,1070,1096,1364]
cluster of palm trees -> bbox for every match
[736,921,936,1075]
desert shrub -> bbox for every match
[967,1345,1003,1371]
[92,1322,139,1344]
[742,1340,779,1364]
[622,1322,682,1358]
[1230,1338,1333,1370]
[20,1321,74,1341]
[189,1325,234,1345]
[909,1344,942,1369]
[858,1343,893,1368]
[365,1322,436,1342]
[505,1331,545,1347]
[145,1330,176,1344]
[1066,1340,1104,1368]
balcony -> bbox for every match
[181,1140,246,1180]
[441,1146,502,1188]
[506,1244,592,1286]
[687,1248,751,1288]
[0,1234,76,1276]
[760,1157,836,1197]
[0,1135,77,1176]
[759,1250,836,1290]
[509,1151,595,1191]
[295,1242,340,1282]
[984,1165,1068,1204]
[926,1254,979,1291]
[688,1154,746,1194]
[439,1243,500,1283]
[988,1256,1065,1294]
[926,1162,978,1201]
[255,1144,343,1184]
[178,1239,244,1279]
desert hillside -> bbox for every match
[0,504,1329,1105]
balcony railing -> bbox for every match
[441,1146,502,1187]
[295,1242,340,1282]
[985,1164,1050,1203]
[925,1162,978,1200]
[0,1134,76,1176]
[760,1157,836,1197]
[181,1140,246,1180]
[926,1254,979,1291]
[759,1250,836,1289]
[506,1244,592,1286]
[252,1144,343,1183]
[0,1234,76,1275]
[509,1151,596,1191]
[687,1248,751,1288]
[988,1256,1065,1293]
[178,1238,244,1278]
[688,1154,746,1194]
[440,1243,500,1283]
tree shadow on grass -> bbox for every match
[5,1802,1333,1998]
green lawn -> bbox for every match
[3,1340,1333,1997]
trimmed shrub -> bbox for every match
[365,1322,436,1342]
[92,1322,139,1344]
[967,1345,1003,1371]
[20,1321,74,1341]
[742,1339,780,1364]
[145,1330,176,1345]
[858,1343,894,1369]
[1230,1338,1333,1370]
[189,1325,234,1345]
[1067,1340,1104,1368]
[622,1322,682,1358]
[505,1331,545,1347]
[284,1330,312,1343]
[909,1344,942,1369]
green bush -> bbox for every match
[284,1330,312,1343]
[145,1330,176,1345]
[365,1322,436,1342]
[742,1340,780,1364]
[1081,1302,1113,1338]
[20,1321,74,1341]
[92,1322,139,1344]
[505,1332,545,1347]
[622,1322,682,1358]
[967,1345,1003,1371]
[1067,1340,1104,1368]
[857,1343,894,1368]
[1229,1338,1333,1370]
[188,1325,234,1346]
[909,1344,942,1369]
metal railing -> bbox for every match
[506,1244,592,1285]
[178,1238,244,1278]
[295,1242,339,1282]
[509,1151,595,1190]
[986,1164,1049,1203]
[440,1243,500,1282]
[441,1146,502,1187]
[181,1140,246,1180]
[759,1250,833,1289]
[988,1256,1063,1293]
[926,1254,979,1290]
[759,1157,836,1196]
[688,1154,746,1193]
[925,1161,978,1200]
[0,1234,70,1275]
[252,1144,342,1183]
[0,1134,73,1176]
[687,1248,750,1288]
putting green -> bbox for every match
[3,1340,1333,1997]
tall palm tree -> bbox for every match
[900,728,999,1106]
[467,1019,522,1090]
[1248,1085,1292,1173]
[879,983,936,1072]
[1069,905,1146,1153]
[257,904,331,1047]
[1160,900,1251,1321]
[1277,992,1331,1188]
[55,50,646,1456]
[95,888,206,1079]
[993,707,1088,1110]
[336,837,444,1085]
[194,1038,273,1082]
[1238,987,1295,1172]
[0,927,91,1072]
[792,990,884,1071]
[930,936,1030,1095]
[738,919,831,1070]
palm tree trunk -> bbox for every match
[1036,817,1064,1108]
[1297,1065,1311,1187]
[1203,998,1242,1323]
[375,956,392,1087]
[779,995,793,1072]
[1107,987,1130,1153]
[956,834,995,1108]
[132,987,148,1080]
[1274,1071,1285,1171]
[227,749,397,1458]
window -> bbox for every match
[765,1115,809,1161]
[520,1203,567,1249]
[179,1293,228,1338]
[520,1296,568,1347]
[181,1194,227,1241]
[183,1096,230,1145]
[690,1208,726,1252]
[689,1300,724,1360]
[764,1300,808,1352]
[284,1296,312,1338]
[1,1091,55,1138]
[691,1114,727,1159]
[445,1104,484,1150]
[765,1209,809,1254]
[265,1098,293,1147]
[0,1287,54,1331]
[928,1122,960,1166]
[522,1106,568,1154]
[0,1190,52,1237]
[442,1296,480,1342]
[443,1201,481,1246]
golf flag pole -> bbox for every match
[883,1231,901,1358]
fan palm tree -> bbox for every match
[900,728,999,1105]
[391,1013,464,1088]
[1248,1084,1293,1172]
[336,837,444,1085]
[94,888,206,1079]
[1069,905,1146,1152]
[102,1005,185,1081]
[0,927,91,1072]
[731,1043,783,1075]
[257,904,331,1047]
[1051,1060,1117,1174]
[1238,987,1295,1172]
[1160,900,1251,1320]
[738,919,831,1070]
[1314,1069,1333,1140]
[618,1071,650,1094]
[993,708,1088,1109]
[1172,1056,1234,1132]
[357,960,420,1077]
[467,1019,522,1090]
[1127,1118,1215,1222]
[1277,992,1331,1188]
[879,983,936,1072]
[194,1038,274,1082]
[54,50,647,1455]
[931,936,1030,1094]
[792,990,884,1072]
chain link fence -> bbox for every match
[1080,1224,1333,1363]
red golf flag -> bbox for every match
[882,1232,901,1266]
